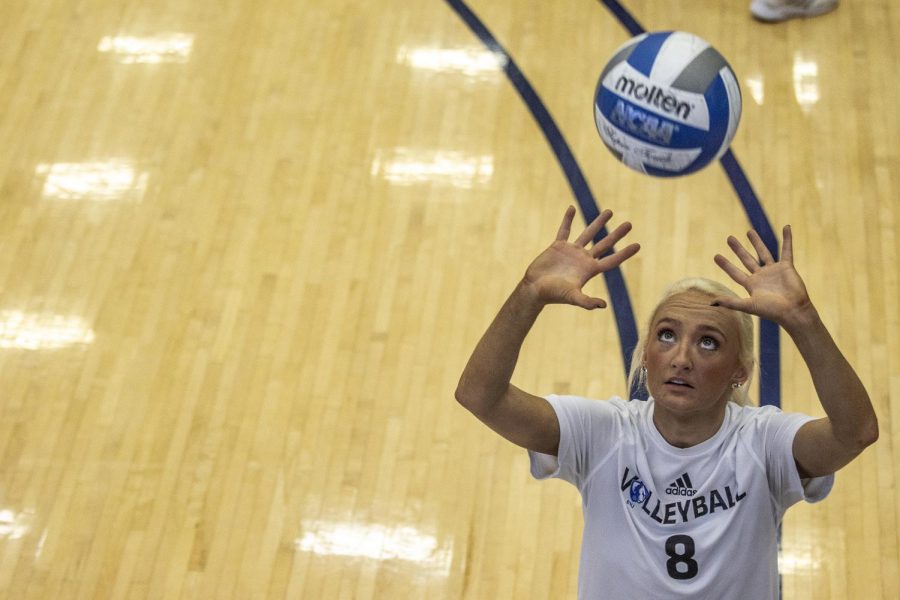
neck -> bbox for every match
[651,401,727,448]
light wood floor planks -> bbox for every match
[0,0,897,597]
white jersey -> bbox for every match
[529,395,833,600]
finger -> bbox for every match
[566,290,607,310]
[574,209,612,247]
[594,242,641,272]
[727,236,761,273]
[747,229,775,264]
[782,225,793,264]
[556,206,576,241]
[714,254,750,287]
[591,221,632,258]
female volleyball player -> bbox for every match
[455,207,878,598]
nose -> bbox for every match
[671,342,693,371]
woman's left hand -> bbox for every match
[711,225,815,329]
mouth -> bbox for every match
[664,378,694,389]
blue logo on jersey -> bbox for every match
[629,479,649,504]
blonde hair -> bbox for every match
[626,278,756,406]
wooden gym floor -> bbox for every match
[0,0,897,597]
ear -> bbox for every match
[732,365,748,385]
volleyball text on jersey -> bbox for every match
[621,467,747,525]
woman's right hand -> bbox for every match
[522,206,640,310]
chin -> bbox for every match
[651,387,719,413]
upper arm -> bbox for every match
[792,417,868,478]
[461,384,560,456]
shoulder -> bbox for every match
[545,394,646,433]
[729,402,779,425]
[729,403,813,429]
[727,403,817,449]
[545,394,640,416]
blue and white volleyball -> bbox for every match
[593,31,742,177]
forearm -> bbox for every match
[455,280,544,414]
[785,305,878,449]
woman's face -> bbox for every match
[644,290,747,415]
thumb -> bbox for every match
[568,291,607,310]
[709,296,751,313]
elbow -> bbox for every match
[454,385,495,418]
[844,417,879,452]
[454,386,478,413]
[454,387,469,408]
[859,418,879,448]
[831,416,878,455]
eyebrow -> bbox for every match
[655,317,728,339]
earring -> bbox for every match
[731,382,743,389]
[640,366,647,377]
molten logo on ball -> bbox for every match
[614,75,694,120]
[594,31,742,177]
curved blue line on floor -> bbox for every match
[444,0,643,390]
[718,150,780,407]
[599,0,781,408]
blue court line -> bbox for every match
[598,0,782,408]
[600,0,646,36]
[444,0,643,389]
[718,151,781,407]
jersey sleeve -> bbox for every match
[528,395,625,490]
[754,407,835,512]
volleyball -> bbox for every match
[593,31,742,177]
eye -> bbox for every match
[657,328,675,343]
[699,336,719,351]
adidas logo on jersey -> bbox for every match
[666,472,697,497]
